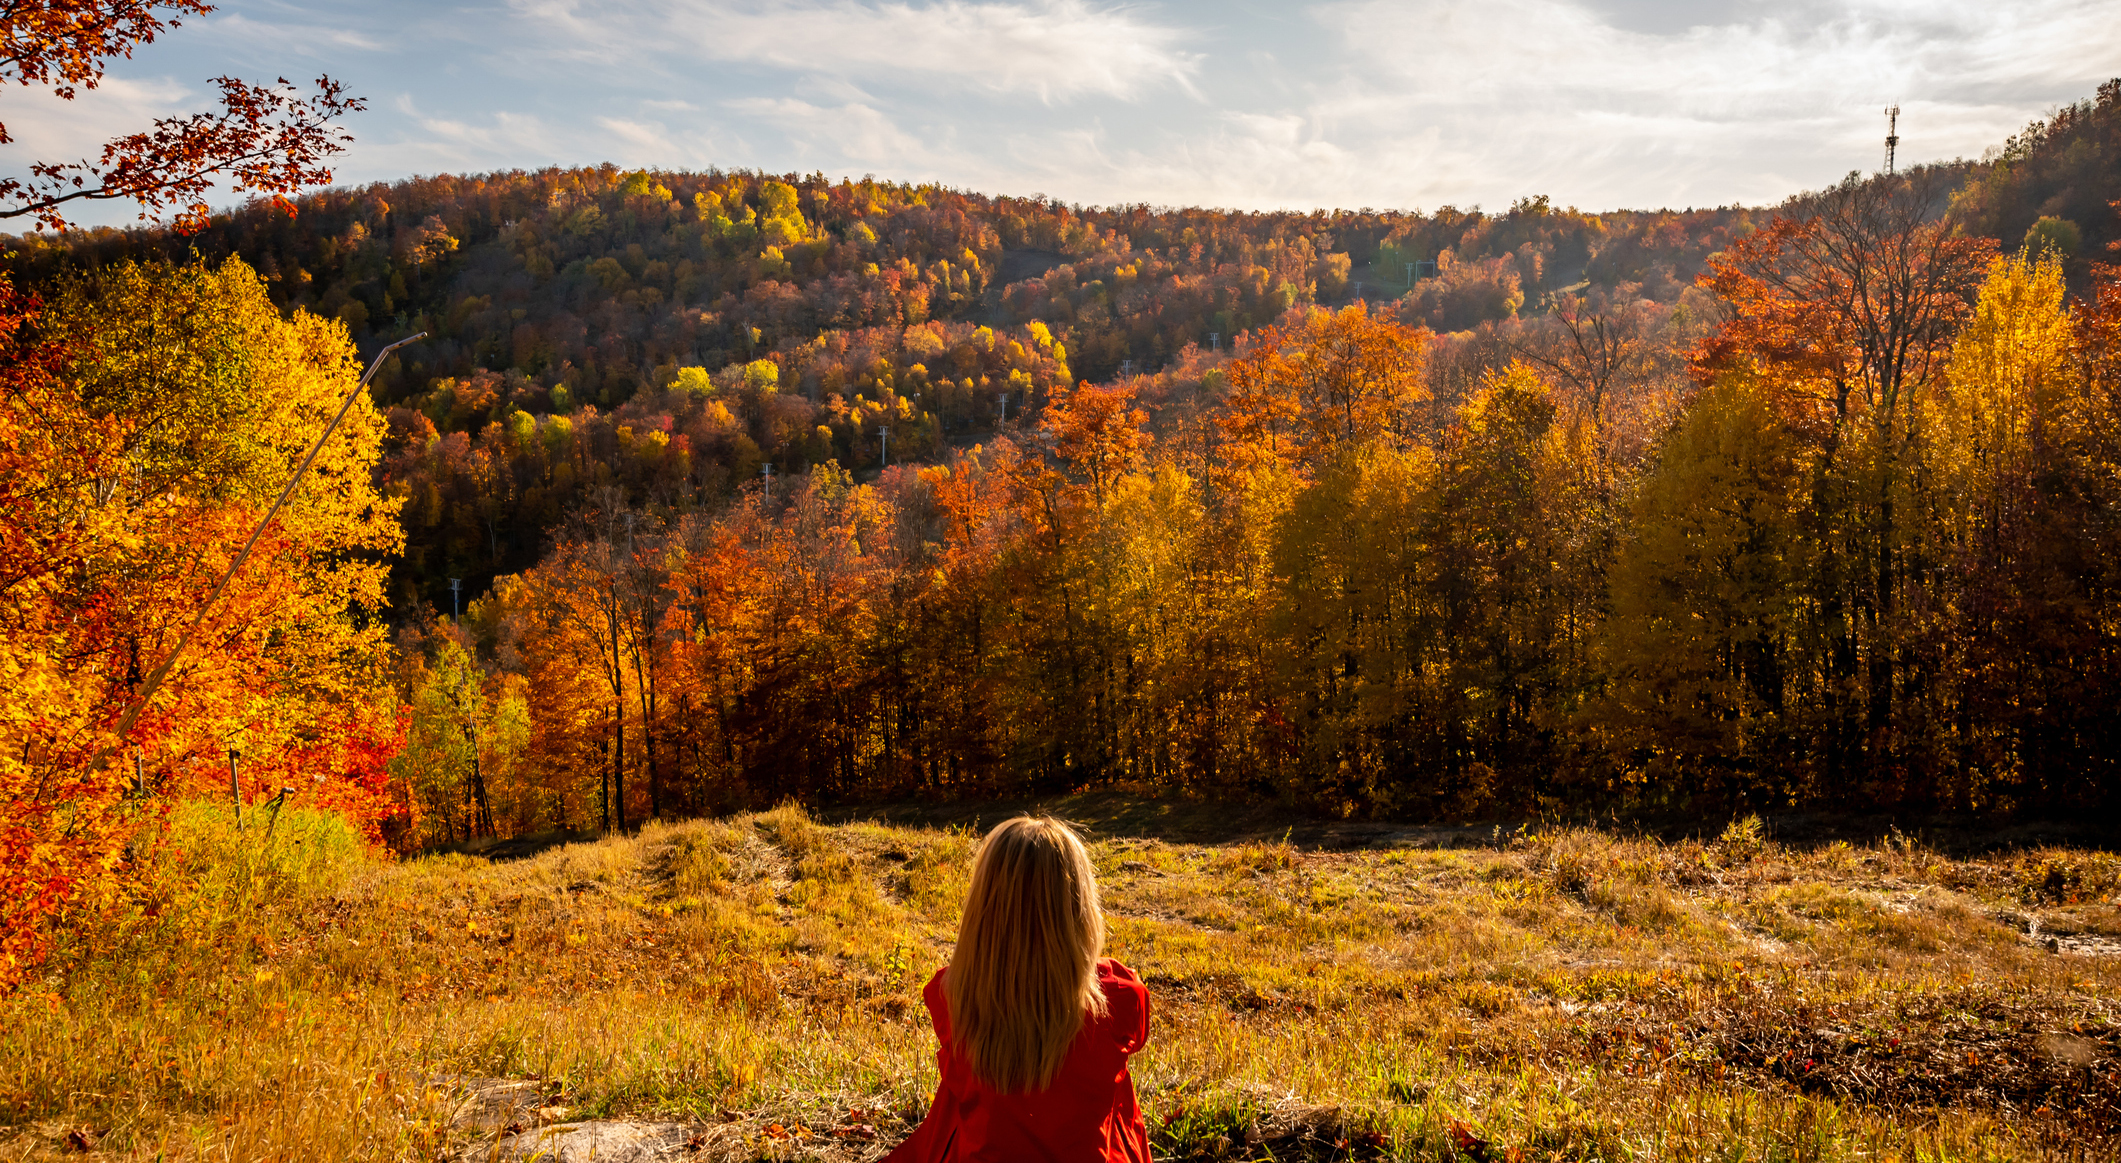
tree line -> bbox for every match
[380,169,2121,847]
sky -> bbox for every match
[8,0,2120,227]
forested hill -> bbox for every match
[1952,79,2121,265]
[4,169,1751,404]
[4,82,2113,615]
[0,168,1762,606]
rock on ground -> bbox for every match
[482,1119,703,1162]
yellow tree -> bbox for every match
[1930,251,2108,806]
[1,257,402,983]
[1416,362,1598,811]
[1599,369,1812,803]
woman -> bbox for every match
[886,816,1154,1162]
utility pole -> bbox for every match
[1120,359,1135,377]
[449,577,461,623]
[761,462,773,497]
[878,425,890,468]
[1406,261,1416,288]
[227,745,242,829]
[85,333,427,779]
[999,393,1009,425]
[1209,332,1219,353]
[1884,104,1900,175]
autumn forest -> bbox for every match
[7,49,2121,985]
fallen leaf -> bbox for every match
[1449,1118,1490,1158]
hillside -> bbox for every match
[1,168,1766,610]
[1952,79,2121,278]
[5,804,2117,1161]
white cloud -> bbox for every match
[16,0,2121,227]
[514,0,1201,101]
[1274,0,2121,208]
[389,98,566,166]
[203,14,388,56]
[3,76,198,165]
[725,98,938,167]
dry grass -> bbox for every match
[2,806,2118,1161]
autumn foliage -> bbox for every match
[340,166,2121,849]
[7,46,2121,982]
[0,258,403,985]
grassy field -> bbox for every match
[3,799,2120,1161]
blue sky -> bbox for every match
[9,0,2119,227]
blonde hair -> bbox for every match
[944,816,1109,1093]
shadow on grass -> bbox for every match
[420,827,605,862]
[821,789,2121,856]
[415,793,2120,862]
[819,789,1498,852]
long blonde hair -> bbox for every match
[944,816,1109,1093]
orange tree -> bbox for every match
[0,257,402,986]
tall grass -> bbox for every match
[1,807,2115,1160]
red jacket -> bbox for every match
[885,958,1154,1163]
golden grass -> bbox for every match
[2,806,2118,1161]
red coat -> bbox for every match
[885,958,1154,1163]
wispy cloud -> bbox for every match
[725,97,937,167]
[203,14,388,56]
[12,0,2120,229]
[512,0,1201,101]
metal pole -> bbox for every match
[263,787,292,842]
[878,426,889,468]
[449,577,461,623]
[761,462,773,497]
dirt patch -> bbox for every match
[451,1080,909,1162]
[481,1119,702,1162]
[1142,973,1318,1019]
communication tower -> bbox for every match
[1884,104,1900,175]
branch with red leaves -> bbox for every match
[1,73,363,233]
